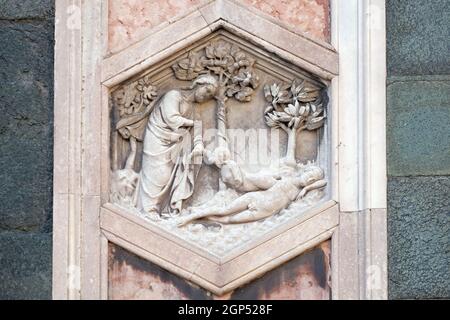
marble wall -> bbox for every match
[108,0,330,53]
[108,241,331,300]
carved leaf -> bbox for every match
[249,72,260,89]
[290,78,320,103]
[172,51,203,81]
[178,59,191,70]
[264,105,274,114]
[306,116,325,130]
[275,111,292,122]
[303,103,311,117]
[263,79,326,133]
[270,84,280,97]
[265,115,279,128]
[299,105,307,116]
[173,65,196,81]
[268,113,279,121]
[281,83,291,92]
[285,104,298,116]
[226,84,240,97]
[205,44,215,59]
[291,79,304,94]
[277,90,292,104]
[235,87,254,102]
[227,62,239,74]
[264,84,273,102]
[233,50,246,62]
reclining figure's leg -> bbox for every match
[177,194,252,227]
[208,208,272,224]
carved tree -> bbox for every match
[264,79,326,166]
[172,41,259,150]
[113,75,159,170]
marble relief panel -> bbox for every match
[108,31,330,257]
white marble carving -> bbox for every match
[178,163,326,226]
[137,75,217,218]
[110,75,158,207]
[264,80,326,166]
[109,39,329,253]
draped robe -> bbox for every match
[137,90,196,214]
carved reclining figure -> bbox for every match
[204,146,282,192]
[178,165,326,226]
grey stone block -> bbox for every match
[387,78,450,176]
[0,0,54,20]
[0,20,54,231]
[388,176,450,299]
[0,231,52,299]
[387,0,450,76]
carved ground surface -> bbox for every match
[120,190,325,257]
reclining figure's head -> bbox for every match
[297,165,324,186]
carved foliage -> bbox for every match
[172,41,259,102]
[115,75,159,141]
[264,79,326,132]
[116,75,158,117]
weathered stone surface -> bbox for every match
[0,231,52,299]
[108,241,331,300]
[388,176,450,299]
[387,78,450,176]
[0,20,54,231]
[0,0,54,20]
[387,0,450,76]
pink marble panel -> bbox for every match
[108,0,331,53]
[108,0,205,53]
[241,0,330,42]
[108,241,331,300]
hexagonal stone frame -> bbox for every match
[53,0,388,300]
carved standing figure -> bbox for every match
[111,76,158,206]
[137,75,219,218]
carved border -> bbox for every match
[53,0,105,299]
[331,0,388,299]
[53,0,387,299]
